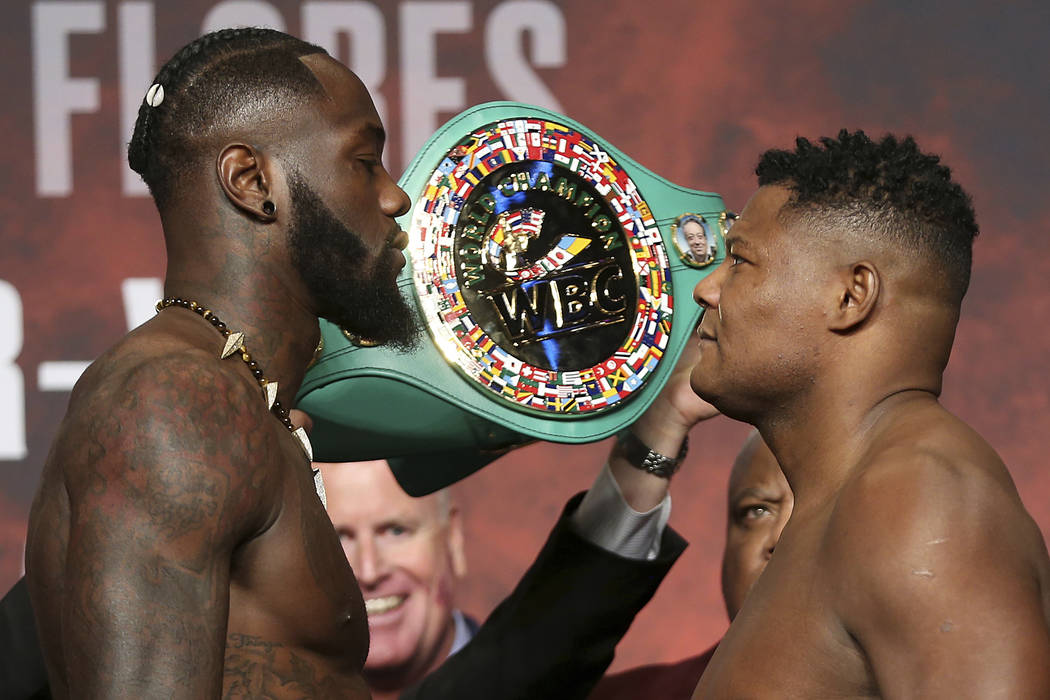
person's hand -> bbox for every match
[606,330,721,511]
[654,335,720,430]
[631,332,719,451]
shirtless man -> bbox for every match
[25,29,417,697]
[592,429,792,699]
[690,131,1050,696]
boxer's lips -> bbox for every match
[697,327,717,342]
[387,229,409,251]
[364,594,406,616]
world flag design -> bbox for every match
[409,118,674,415]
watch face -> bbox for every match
[409,118,673,415]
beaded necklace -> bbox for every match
[156,297,314,461]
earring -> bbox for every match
[262,200,276,216]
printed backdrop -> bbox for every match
[2,0,1048,672]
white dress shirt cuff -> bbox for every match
[570,462,671,561]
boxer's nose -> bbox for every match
[693,258,727,312]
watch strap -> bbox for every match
[616,430,688,479]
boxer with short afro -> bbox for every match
[26,27,415,698]
[690,130,1050,696]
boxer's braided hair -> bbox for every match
[128,27,328,208]
[757,130,979,302]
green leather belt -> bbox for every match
[296,102,728,494]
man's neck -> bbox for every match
[757,381,941,508]
[162,273,320,406]
[160,207,324,404]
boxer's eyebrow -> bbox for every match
[347,122,386,148]
[725,235,750,251]
[343,122,387,158]
[358,123,386,148]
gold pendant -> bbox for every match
[220,332,246,359]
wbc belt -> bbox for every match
[296,102,730,494]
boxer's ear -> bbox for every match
[216,143,277,222]
[829,261,879,332]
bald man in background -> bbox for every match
[591,429,792,698]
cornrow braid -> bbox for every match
[128,27,328,208]
[756,129,979,302]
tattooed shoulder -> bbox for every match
[63,348,283,543]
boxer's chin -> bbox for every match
[319,277,422,353]
[689,361,731,417]
[689,351,716,399]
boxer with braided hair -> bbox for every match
[127,28,327,208]
[26,27,416,697]
[19,25,698,700]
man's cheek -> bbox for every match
[432,571,456,609]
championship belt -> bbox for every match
[296,102,730,494]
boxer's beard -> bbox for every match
[287,174,420,351]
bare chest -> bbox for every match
[694,523,875,698]
[224,432,369,696]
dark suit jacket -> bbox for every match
[0,577,49,699]
[402,493,687,700]
[2,494,685,700]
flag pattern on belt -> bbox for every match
[409,117,674,414]
[503,234,591,282]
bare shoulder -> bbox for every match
[826,409,1043,577]
[821,407,1050,694]
[53,325,284,540]
[28,323,294,696]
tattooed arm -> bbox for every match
[59,353,279,698]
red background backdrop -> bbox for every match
[2,0,1047,673]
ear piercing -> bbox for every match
[262,200,276,216]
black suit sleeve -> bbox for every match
[401,492,687,700]
[0,577,50,699]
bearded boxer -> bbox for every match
[22,28,700,699]
[25,28,413,698]
[689,131,1050,696]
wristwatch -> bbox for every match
[616,429,688,479]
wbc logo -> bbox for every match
[409,118,674,415]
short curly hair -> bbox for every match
[756,129,979,302]
[128,28,328,209]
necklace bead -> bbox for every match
[156,297,297,436]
